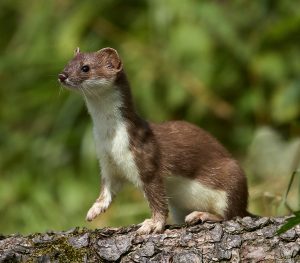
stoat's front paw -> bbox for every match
[86,202,107,222]
[136,219,165,235]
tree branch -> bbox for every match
[0,217,299,262]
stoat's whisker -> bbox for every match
[84,85,100,100]
[79,87,89,103]
[58,84,64,97]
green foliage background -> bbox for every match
[0,0,299,234]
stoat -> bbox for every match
[58,47,250,234]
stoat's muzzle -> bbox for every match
[58,73,67,83]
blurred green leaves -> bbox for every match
[272,82,300,123]
[0,0,299,234]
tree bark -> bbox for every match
[0,217,299,262]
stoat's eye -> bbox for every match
[81,65,90,72]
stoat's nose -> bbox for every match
[58,73,68,82]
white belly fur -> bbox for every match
[166,175,228,222]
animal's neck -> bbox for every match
[83,72,142,139]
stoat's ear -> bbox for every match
[97,47,122,72]
[74,47,80,56]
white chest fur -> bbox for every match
[84,89,142,188]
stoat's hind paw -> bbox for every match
[185,211,223,225]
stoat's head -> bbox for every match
[58,47,122,91]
